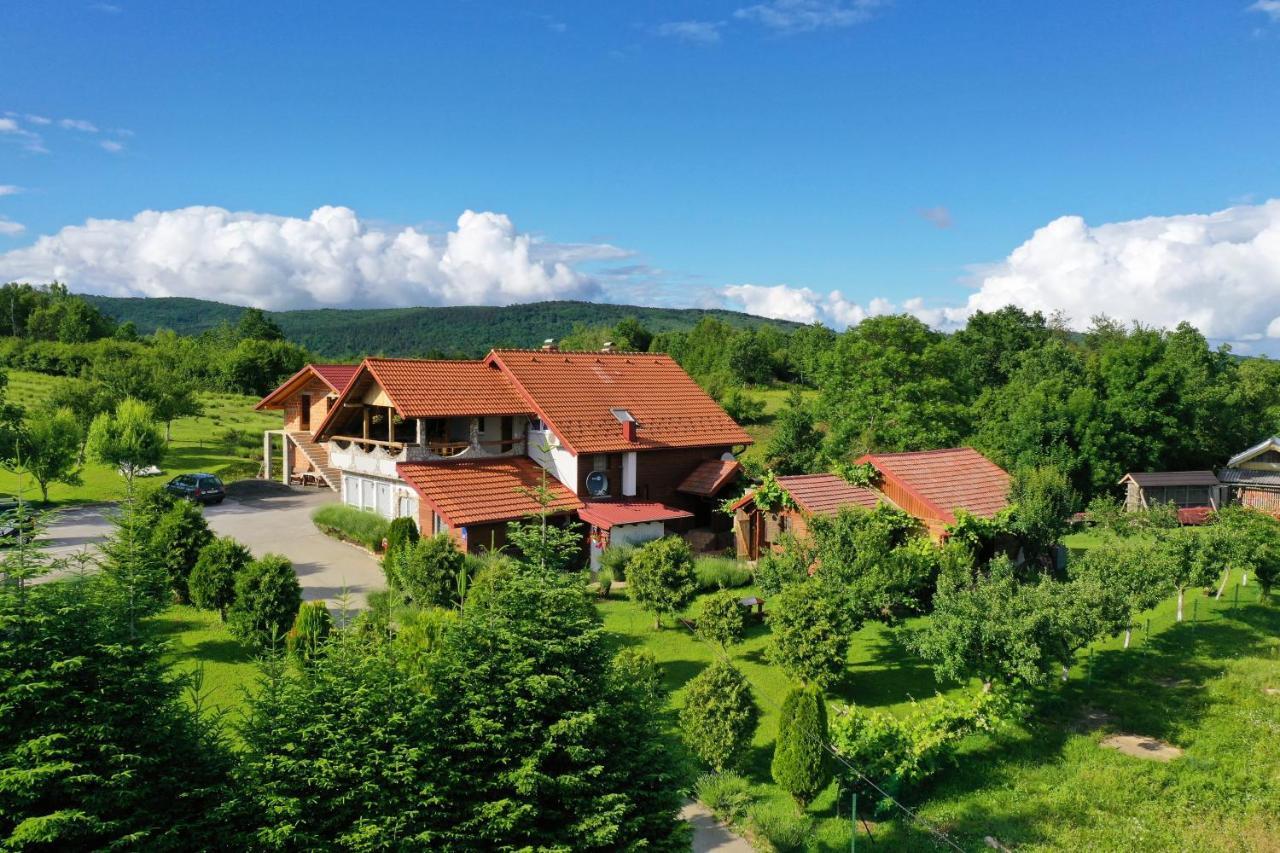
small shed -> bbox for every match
[731,474,880,560]
[856,447,1011,541]
[1220,437,1280,510]
[1117,470,1221,512]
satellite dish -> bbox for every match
[585,471,609,497]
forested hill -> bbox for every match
[80,295,801,358]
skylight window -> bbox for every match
[611,408,636,423]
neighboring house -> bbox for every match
[730,473,880,560]
[256,345,750,555]
[254,363,360,490]
[1220,436,1280,511]
[1117,470,1222,521]
[730,447,1012,557]
[856,447,1012,541]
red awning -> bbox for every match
[578,500,694,531]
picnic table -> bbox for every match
[739,596,765,621]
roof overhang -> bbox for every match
[254,364,343,411]
[1228,436,1280,468]
[579,500,694,531]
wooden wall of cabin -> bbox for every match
[634,446,733,509]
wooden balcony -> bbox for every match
[327,435,526,476]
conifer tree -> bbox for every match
[771,685,831,810]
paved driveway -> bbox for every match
[39,482,384,609]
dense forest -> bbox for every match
[81,294,800,358]
[8,282,1280,505]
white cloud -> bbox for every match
[0,186,21,196]
[24,115,51,126]
[89,2,123,12]
[727,200,1280,341]
[734,0,883,33]
[0,218,25,237]
[99,139,124,153]
[0,118,47,154]
[0,205,621,310]
[1250,1,1280,23]
[955,200,1280,340]
[919,205,953,229]
[654,20,724,43]
[0,119,18,133]
[59,118,99,133]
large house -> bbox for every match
[256,345,750,562]
[731,447,1012,557]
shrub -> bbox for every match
[612,647,662,701]
[385,516,420,555]
[596,567,613,598]
[311,504,390,552]
[679,659,758,772]
[755,537,811,596]
[600,544,635,581]
[771,685,831,810]
[149,498,212,603]
[694,556,753,591]
[189,535,252,620]
[228,553,303,651]
[697,590,747,649]
[387,533,464,608]
[287,600,332,664]
[747,802,811,853]
[628,536,698,629]
[719,388,767,425]
[829,690,1006,813]
[767,580,852,688]
[694,771,755,824]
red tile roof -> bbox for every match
[255,362,359,410]
[858,447,1010,524]
[487,350,752,454]
[578,500,693,531]
[365,358,529,418]
[677,459,743,497]
[311,364,360,392]
[398,457,582,527]
[776,474,881,516]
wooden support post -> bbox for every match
[362,407,371,441]
[388,407,394,443]
[263,431,272,480]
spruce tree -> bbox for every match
[771,684,831,810]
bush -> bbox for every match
[694,771,755,824]
[228,553,303,651]
[755,537,811,596]
[679,659,758,772]
[386,533,464,608]
[311,504,390,552]
[695,556,753,591]
[771,685,831,809]
[596,567,613,598]
[747,802,811,853]
[767,580,852,688]
[385,516,420,555]
[599,544,635,581]
[189,535,252,620]
[697,590,747,649]
[287,600,333,664]
[628,536,698,629]
[719,388,767,425]
[149,499,212,604]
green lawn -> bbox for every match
[1,370,278,504]
[147,606,260,723]
[600,576,1280,851]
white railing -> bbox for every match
[328,436,527,476]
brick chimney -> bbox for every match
[541,338,558,352]
[622,419,636,442]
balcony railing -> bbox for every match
[327,435,526,475]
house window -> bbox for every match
[476,418,486,436]
[433,512,448,535]
[529,417,544,432]
[593,454,608,472]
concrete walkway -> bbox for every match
[681,800,754,853]
[39,481,384,609]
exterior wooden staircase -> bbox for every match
[287,431,340,492]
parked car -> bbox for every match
[164,473,226,505]
[0,500,39,547]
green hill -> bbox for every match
[81,295,800,359]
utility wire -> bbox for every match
[670,603,971,852]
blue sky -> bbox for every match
[2,1,1280,339]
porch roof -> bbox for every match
[397,456,581,528]
[677,459,743,497]
[578,500,693,531]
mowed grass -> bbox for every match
[1,370,279,504]
[600,575,1280,851]
[146,605,260,722]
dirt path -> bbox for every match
[681,800,754,853]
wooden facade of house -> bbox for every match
[731,474,880,560]
[1220,437,1280,511]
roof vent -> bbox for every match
[541,339,558,352]
[601,341,615,353]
